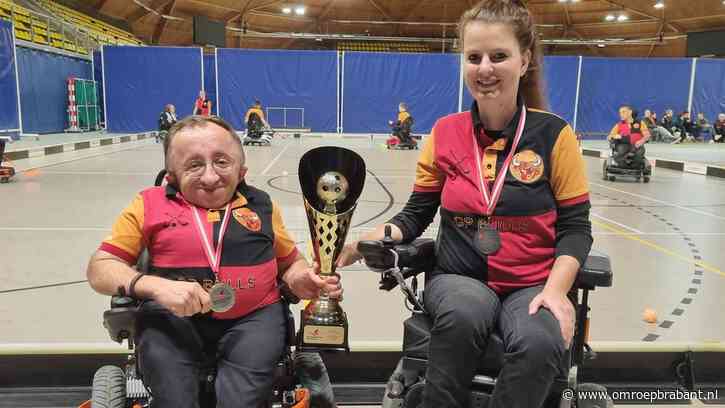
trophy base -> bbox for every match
[296,310,350,353]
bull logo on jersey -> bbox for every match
[233,208,261,232]
[509,150,544,183]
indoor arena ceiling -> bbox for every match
[82,0,725,57]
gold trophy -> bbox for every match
[298,146,366,352]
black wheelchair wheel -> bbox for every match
[601,161,608,181]
[643,176,650,183]
[91,365,127,408]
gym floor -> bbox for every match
[1,133,724,407]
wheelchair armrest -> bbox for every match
[575,250,613,289]
[103,297,140,344]
[357,238,436,271]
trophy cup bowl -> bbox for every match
[297,146,366,352]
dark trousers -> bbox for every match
[136,301,286,408]
[421,274,566,408]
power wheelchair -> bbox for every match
[243,114,275,146]
[386,117,417,150]
[357,226,614,408]
[0,137,16,183]
[81,171,312,408]
[602,137,651,183]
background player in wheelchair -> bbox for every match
[85,116,342,408]
[243,100,274,146]
[603,105,652,182]
[386,102,417,150]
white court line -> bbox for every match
[591,212,643,234]
[591,181,725,222]
[260,140,293,176]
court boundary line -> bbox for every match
[592,218,725,278]
[591,181,725,222]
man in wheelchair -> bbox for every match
[387,102,417,149]
[607,106,651,174]
[86,116,343,407]
[157,104,177,143]
[244,100,273,146]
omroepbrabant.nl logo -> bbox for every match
[563,387,719,403]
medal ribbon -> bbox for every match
[190,203,232,275]
[472,106,527,217]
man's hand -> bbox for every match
[529,289,575,349]
[140,276,212,317]
[284,262,343,301]
[336,242,363,269]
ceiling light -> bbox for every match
[617,14,629,22]
[294,6,306,15]
[281,7,292,14]
[597,43,606,48]
[605,14,615,21]
[654,1,664,9]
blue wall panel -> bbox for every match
[203,54,217,114]
[578,57,691,134]
[104,46,202,133]
[17,47,91,134]
[218,49,337,132]
[93,50,104,125]
[692,58,725,123]
[0,20,20,135]
[343,52,459,133]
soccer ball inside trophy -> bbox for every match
[298,146,366,352]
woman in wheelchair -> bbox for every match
[86,116,342,408]
[607,106,651,172]
[337,1,594,407]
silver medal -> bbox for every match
[209,282,235,313]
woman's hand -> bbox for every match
[529,289,575,349]
[335,242,363,268]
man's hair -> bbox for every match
[163,115,244,169]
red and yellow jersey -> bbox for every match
[245,107,265,124]
[99,183,298,319]
[398,110,411,123]
[401,101,590,294]
[609,120,650,145]
[195,97,212,116]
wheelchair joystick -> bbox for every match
[382,225,395,249]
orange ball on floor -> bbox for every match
[643,308,658,323]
